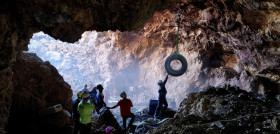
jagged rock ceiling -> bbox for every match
[28,0,280,104]
[0,0,280,133]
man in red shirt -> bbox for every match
[108,91,135,131]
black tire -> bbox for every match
[165,53,188,76]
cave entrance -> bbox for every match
[26,31,154,112]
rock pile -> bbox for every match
[90,107,175,134]
[149,86,280,133]
[91,107,122,134]
[132,108,175,134]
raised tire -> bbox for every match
[165,53,187,76]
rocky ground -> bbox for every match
[83,85,280,134]
[90,107,175,134]
[149,86,280,134]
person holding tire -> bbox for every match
[154,75,169,118]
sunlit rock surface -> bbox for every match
[29,0,280,110]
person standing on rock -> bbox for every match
[72,91,82,134]
[107,91,135,132]
[154,75,169,118]
[96,84,107,113]
[78,91,95,134]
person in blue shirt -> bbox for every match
[96,84,106,113]
[154,75,169,118]
[90,86,97,104]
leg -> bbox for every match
[122,116,127,130]
[154,99,163,117]
[73,119,80,134]
[160,97,168,116]
[86,123,91,134]
[80,124,86,134]
[128,113,135,128]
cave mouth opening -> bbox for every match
[25,31,158,112]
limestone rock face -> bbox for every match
[29,0,280,108]
[119,0,280,103]
[7,53,72,134]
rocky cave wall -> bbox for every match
[133,0,280,102]
[29,0,280,109]
[0,0,280,133]
[7,53,72,134]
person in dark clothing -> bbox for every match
[154,75,169,118]
[72,91,82,134]
[108,91,134,132]
[90,86,97,104]
[96,84,106,113]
